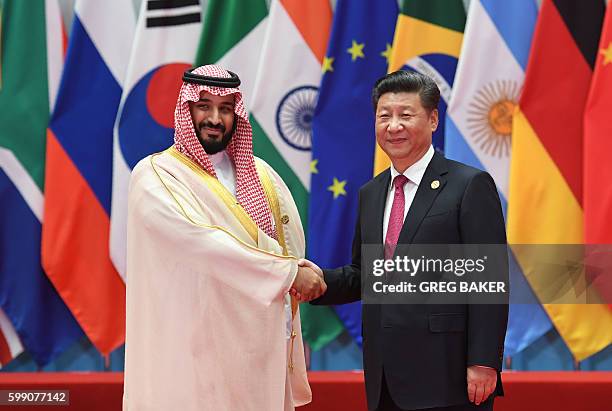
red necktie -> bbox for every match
[385,175,409,259]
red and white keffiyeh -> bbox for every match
[173,65,277,240]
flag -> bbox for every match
[110,0,203,277]
[249,0,343,351]
[444,0,551,356]
[374,0,466,174]
[507,0,612,361]
[309,0,399,347]
[0,0,83,366]
[196,0,344,351]
[584,0,612,306]
[250,0,328,229]
[195,0,268,107]
[41,0,134,356]
[0,307,23,368]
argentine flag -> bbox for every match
[444,0,551,356]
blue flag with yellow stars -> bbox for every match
[308,0,399,347]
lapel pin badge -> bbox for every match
[431,180,440,190]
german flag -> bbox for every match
[507,0,612,361]
[584,4,612,308]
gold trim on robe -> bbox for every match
[256,158,300,371]
[167,146,260,244]
[149,149,294,261]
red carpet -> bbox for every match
[0,371,610,410]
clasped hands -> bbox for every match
[289,259,326,302]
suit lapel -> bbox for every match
[397,151,448,245]
[371,169,391,245]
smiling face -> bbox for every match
[375,91,438,173]
[188,90,236,154]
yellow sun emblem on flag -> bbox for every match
[467,80,520,158]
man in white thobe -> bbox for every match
[123,65,324,411]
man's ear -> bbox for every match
[430,109,439,132]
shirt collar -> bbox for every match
[390,145,435,187]
[208,149,231,168]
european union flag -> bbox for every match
[308,0,399,347]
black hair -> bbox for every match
[371,70,440,113]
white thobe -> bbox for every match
[123,147,311,411]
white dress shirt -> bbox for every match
[208,150,236,196]
[382,145,435,241]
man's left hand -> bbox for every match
[467,365,497,405]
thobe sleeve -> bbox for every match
[128,166,299,307]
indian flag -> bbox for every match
[195,0,268,107]
[196,0,344,350]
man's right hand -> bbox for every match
[291,266,326,302]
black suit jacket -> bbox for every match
[312,151,508,410]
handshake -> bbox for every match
[289,259,326,302]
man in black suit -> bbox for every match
[303,71,508,411]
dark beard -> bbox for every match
[195,121,233,154]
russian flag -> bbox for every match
[41,0,135,356]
